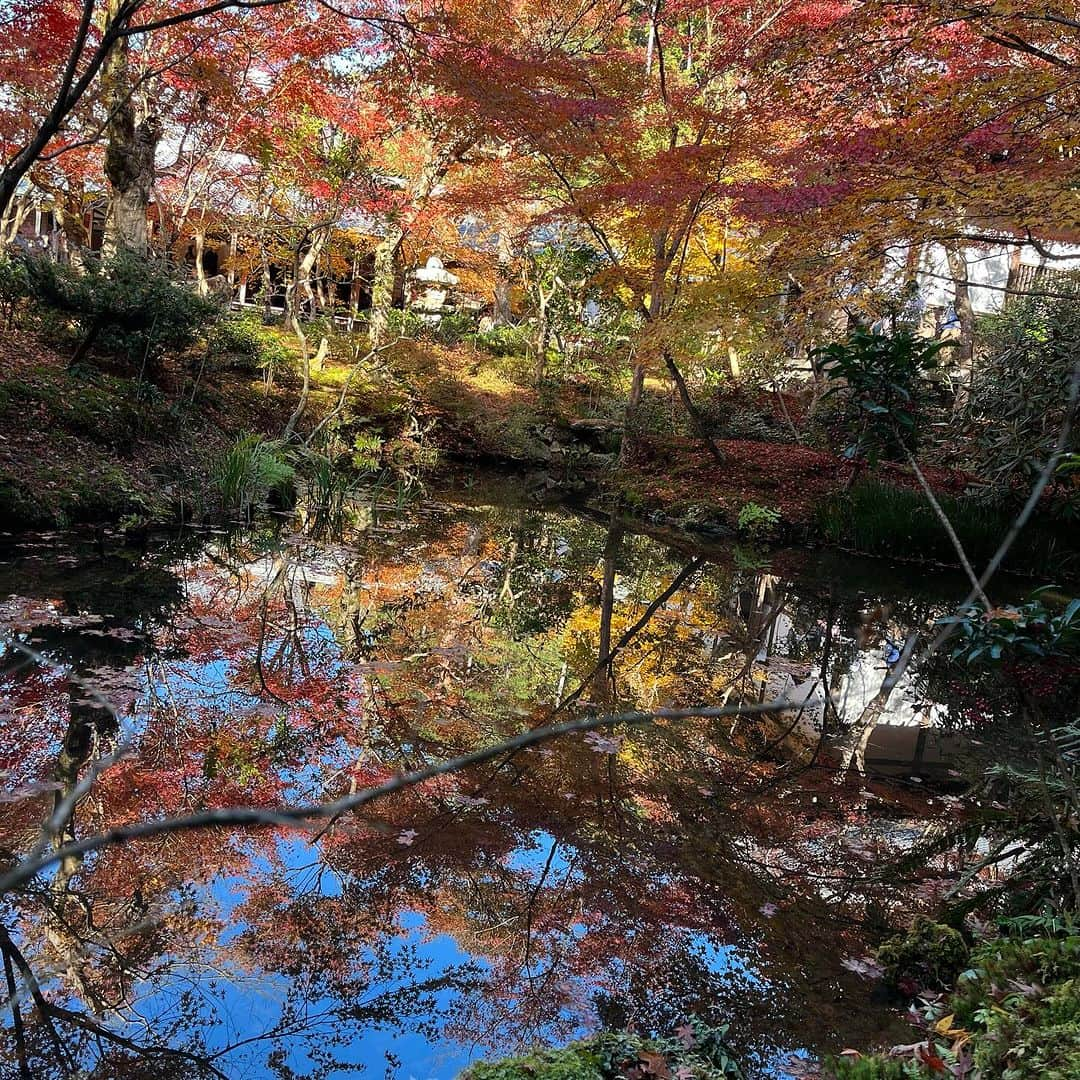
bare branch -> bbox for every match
[0,701,790,897]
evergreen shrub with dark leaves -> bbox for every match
[967,279,1080,491]
[27,252,220,374]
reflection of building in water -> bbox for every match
[725,569,961,780]
[861,724,966,784]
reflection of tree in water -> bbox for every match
[0,504,989,1077]
[0,544,216,1077]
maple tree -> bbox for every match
[1,0,1078,1074]
[0,1,300,230]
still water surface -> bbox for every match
[0,477,995,1078]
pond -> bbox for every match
[0,474,1004,1079]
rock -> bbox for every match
[567,418,623,452]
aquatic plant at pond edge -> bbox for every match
[944,590,1080,663]
[211,433,295,519]
[815,479,1067,572]
[297,448,355,536]
[736,501,781,540]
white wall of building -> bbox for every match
[884,241,1080,315]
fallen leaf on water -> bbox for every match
[841,955,885,979]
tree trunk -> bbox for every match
[0,192,30,245]
[664,349,725,465]
[284,315,328,440]
[619,354,646,465]
[101,1,159,257]
[69,317,104,368]
[369,224,404,349]
[289,227,329,322]
[348,252,362,331]
[1005,245,1022,299]
[945,243,975,406]
[494,230,513,325]
[260,246,273,321]
[227,231,238,287]
[534,296,550,382]
[193,226,208,294]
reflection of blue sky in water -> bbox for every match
[192,915,482,1079]
[0,505,986,1078]
[122,835,489,1078]
[123,831,770,1077]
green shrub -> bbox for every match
[698,396,778,442]
[352,431,384,473]
[721,406,778,441]
[430,311,476,345]
[0,252,29,327]
[379,306,477,344]
[996,1019,1080,1080]
[207,312,292,375]
[876,918,969,994]
[827,1057,907,1080]
[472,324,531,357]
[383,308,426,340]
[0,478,51,527]
[950,934,1080,1029]
[212,434,295,518]
[811,329,952,461]
[968,278,1080,490]
[960,936,1080,1080]
[27,252,220,374]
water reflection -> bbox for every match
[0,483,990,1078]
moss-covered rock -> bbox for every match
[459,1022,743,1080]
[876,917,969,994]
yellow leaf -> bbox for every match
[934,1014,956,1035]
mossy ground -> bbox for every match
[1,326,1065,577]
[834,930,1080,1080]
[460,1022,743,1080]
[0,330,293,529]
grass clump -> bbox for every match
[816,478,1066,572]
[212,434,295,519]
